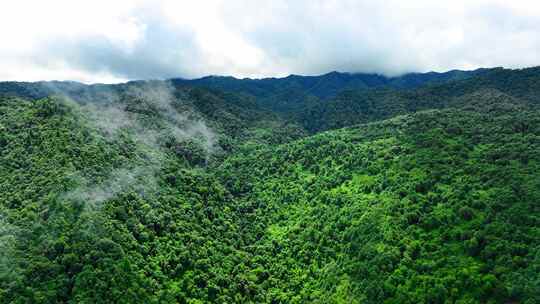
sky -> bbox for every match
[1,0,540,83]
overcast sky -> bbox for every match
[1,0,540,83]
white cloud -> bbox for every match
[0,0,539,83]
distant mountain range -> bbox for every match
[171,68,491,111]
[173,68,489,97]
[0,67,490,103]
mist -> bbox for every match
[0,214,22,283]
[44,80,219,210]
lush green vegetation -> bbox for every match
[220,101,540,303]
[0,68,539,303]
[294,67,540,133]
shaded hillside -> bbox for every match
[296,88,530,132]
[295,66,540,132]
[0,80,306,150]
[2,67,519,133]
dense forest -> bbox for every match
[0,67,539,303]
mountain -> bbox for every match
[170,68,488,112]
[0,68,490,123]
[172,68,487,98]
[218,102,540,302]
[0,67,539,303]
[294,66,540,132]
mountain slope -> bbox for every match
[218,101,540,303]
[1,91,538,303]
[295,66,540,132]
[0,95,263,303]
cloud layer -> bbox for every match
[1,0,540,83]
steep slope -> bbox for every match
[296,88,530,132]
[218,101,540,303]
[0,95,291,303]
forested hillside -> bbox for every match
[219,101,540,302]
[294,67,540,132]
[1,67,539,303]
